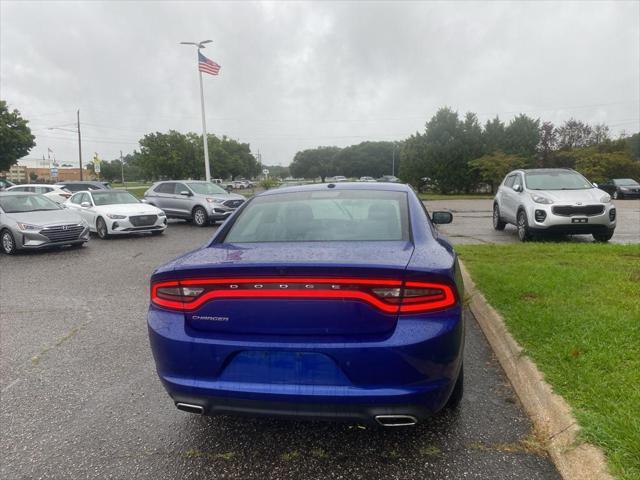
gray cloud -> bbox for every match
[1,0,638,168]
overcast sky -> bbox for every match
[2,0,639,169]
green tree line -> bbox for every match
[290,108,640,192]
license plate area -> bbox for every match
[571,217,588,224]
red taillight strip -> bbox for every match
[153,289,401,313]
[150,278,457,314]
[178,277,402,286]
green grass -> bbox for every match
[456,243,640,480]
[418,193,493,201]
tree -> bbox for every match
[574,150,640,184]
[537,122,556,167]
[0,101,36,171]
[398,132,428,187]
[333,141,397,178]
[626,133,640,161]
[289,146,340,182]
[482,117,506,154]
[504,114,540,159]
[556,119,594,149]
[469,151,527,193]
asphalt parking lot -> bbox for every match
[0,222,561,479]
[427,198,640,245]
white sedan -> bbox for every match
[66,189,167,239]
[7,184,72,203]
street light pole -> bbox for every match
[77,110,83,180]
[181,39,213,182]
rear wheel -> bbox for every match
[493,204,506,230]
[446,363,464,409]
[96,217,110,239]
[517,210,532,242]
[192,206,208,227]
[1,229,17,255]
[593,230,614,242]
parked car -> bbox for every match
[143,180,245,227]
[597,178,640,200]
[359,176,376,182]
[148,182,463,426]
[55,181,111,192]
[0,192,89,254]
[377,175,400,183]
[492,168,616,242]
[330,175,348,182]
[0,178,15,191]
[6,184,72,203]
[66,189,167,239]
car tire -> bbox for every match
[446,363,464,409]
[192,206,208,227]
[492,204,506,231]
[96,217,110,239]
[517,210,532,242]
[1,229,17,255]
[593,230,615,242]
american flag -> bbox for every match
[198,52,221,76]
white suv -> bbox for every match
[493,169,616,242]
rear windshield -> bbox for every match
[92,191,139,205]
[525,171,592,190]
[0,194,61,213]
[224,190,409,242]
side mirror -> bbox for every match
[179,190,191,196]
[513,184,523,192]
[80,202,91,208]
[432,211,453,225]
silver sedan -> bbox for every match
[0,192,90,254]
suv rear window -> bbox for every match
[224,190,409,243]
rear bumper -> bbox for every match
[148,306,464,423]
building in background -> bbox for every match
[0,165,28,183]
[0,165,90,183]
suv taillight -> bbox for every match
[151,278,457,314]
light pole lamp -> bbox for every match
[180,39,213,182]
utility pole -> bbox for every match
[120,150,125,187]
[77,110,83,180]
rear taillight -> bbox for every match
[151,277,457,314]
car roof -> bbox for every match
[515,168,575,173]
[56,180,107,185]
[258,181,411,197]
[0,191,39,197]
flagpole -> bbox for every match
[198,53,211,182]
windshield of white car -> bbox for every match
[614,179,639,186]
[92,191,139,206]
[0,194,61,213]
[224,190,409,242]
[187,182,228,195]
[525,171,593,190]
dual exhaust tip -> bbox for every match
[175,403,417,427]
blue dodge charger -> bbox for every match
[148,182,464,426]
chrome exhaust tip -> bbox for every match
[175,402,205,415]
[374,415,418,427]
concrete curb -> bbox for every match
[459,261,613,480]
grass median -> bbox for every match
[456,243,640,480]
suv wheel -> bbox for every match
[192,206,208,227]
[1,229,17,254]
[517,210,532,242]
[493,204,506,231]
